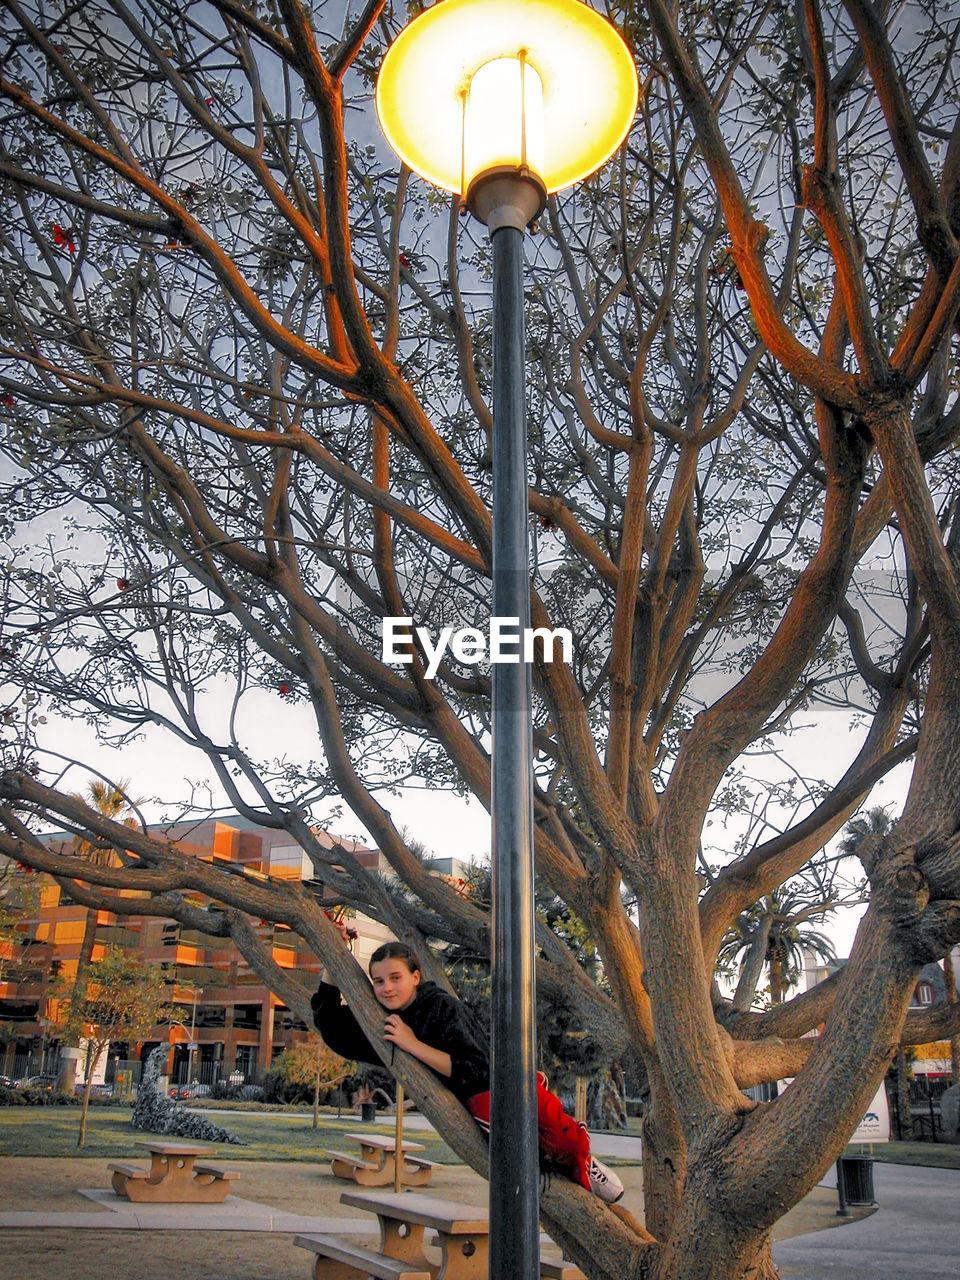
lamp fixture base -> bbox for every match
[466,169,547,233]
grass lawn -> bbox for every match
[862,1140,960,1170]
[3,1109,955,1170]
[0,1107,462,1163]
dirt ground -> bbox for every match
[0,1156,870,1280]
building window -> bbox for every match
[916,981,934,1005]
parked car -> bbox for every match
[169,1081,211,1099]
[80,1082,115,1099]
[0,1074,15,1088]
[16,1074,58,1092]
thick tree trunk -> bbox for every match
[650,1190,781,1280]
[641,1063,687,1242]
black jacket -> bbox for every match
[310,979,490,1103]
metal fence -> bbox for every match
[889,1079,958,1142]
[168,1057,263,1088]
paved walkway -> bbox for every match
[774,1162,960,1279]
[3,1136,955,1279]
[0,1189,381,1234]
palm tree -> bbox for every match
[59,780,139,1092]
[718,885,837,1011]
[837,806,894,863]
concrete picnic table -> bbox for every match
[107,1140,239,1203]
[340,1189,489,1280]
[295,1190,585,1280]
[324,1132,434,1187]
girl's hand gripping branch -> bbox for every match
[320,915,353,983]
[383,1014,453,1079]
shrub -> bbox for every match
[209,1080,242,1101]
[0,1085,133,1108]
[0,1085,81,1106]
[208,1080,264,1102]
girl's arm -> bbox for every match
[383,1014,453,1077]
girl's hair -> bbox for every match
[368,941,421,975]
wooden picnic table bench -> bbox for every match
[295,1191,584,1280]
[107,1140,239,1203]
[325,1132,434,1187]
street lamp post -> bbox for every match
[377,4,637,1274]
[185,985,201,1086]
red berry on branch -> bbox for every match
[116,577,131,591]
[52,223,76,253]
[3,395,13,407]
[278,683,290,695]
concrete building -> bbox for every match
[0,815,467,1087]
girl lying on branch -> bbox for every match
[311,924,623,1203]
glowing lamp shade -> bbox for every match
[464,56,545,193]
[376,0,638,198]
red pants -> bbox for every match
[466,1076,592,1191]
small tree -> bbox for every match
[50,946,177,1147]
[267,1033,352,1128]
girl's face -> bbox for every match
[370,957,421,1011]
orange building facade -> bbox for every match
[0,815,393,1087]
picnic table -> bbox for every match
[107,1140,239,1203]
[294,1190,586,1280]
[324,1131,434,1187]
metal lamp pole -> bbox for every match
[188,986,200,1085]
[375,8,637,1275]
[476,175,545,1280]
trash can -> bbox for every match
[360,1100,377,1123]
[837,1154,875,1206]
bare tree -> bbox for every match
[1,2,959,1277]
